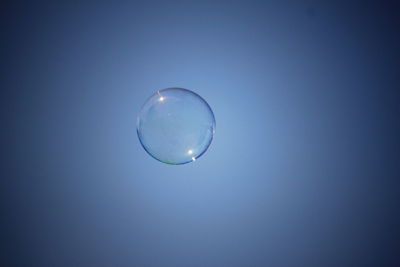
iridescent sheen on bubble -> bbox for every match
[137,88,216,165]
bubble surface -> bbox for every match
[137,88,216,165]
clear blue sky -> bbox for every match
[1,1,399,266]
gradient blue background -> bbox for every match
[1,1,399,266]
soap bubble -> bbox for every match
[137,88,216,165]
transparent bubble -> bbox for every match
[137,88,216,165]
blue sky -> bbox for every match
[1,1,399,266]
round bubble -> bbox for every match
[137,88,216,165]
